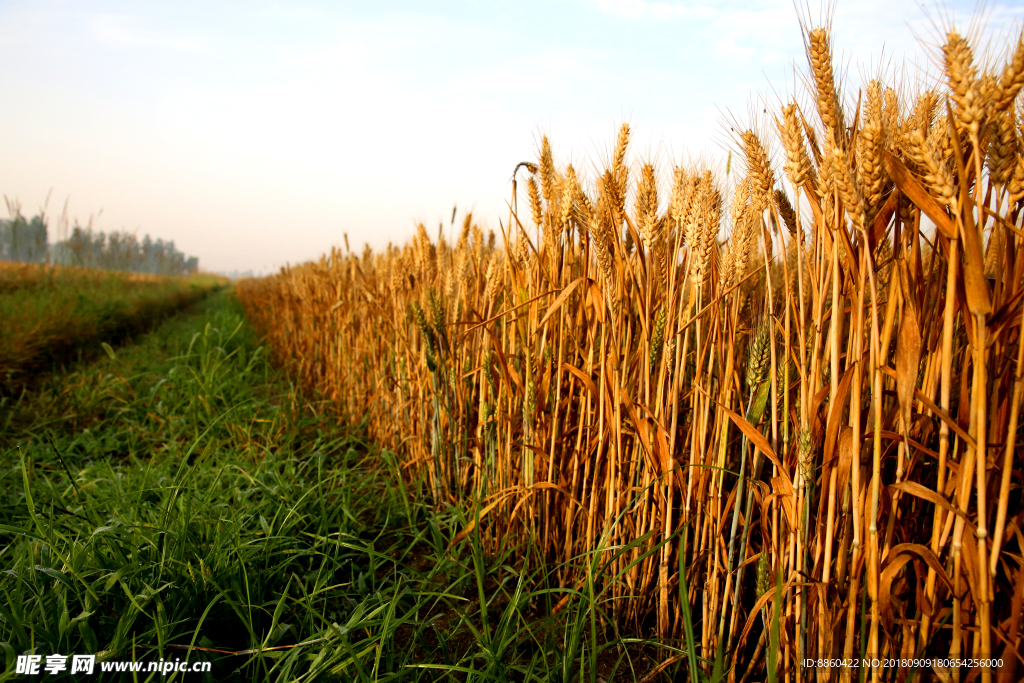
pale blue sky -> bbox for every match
[1,1,1020,273]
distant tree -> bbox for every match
[0,214,48,263]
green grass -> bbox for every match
[0,262,224,393]
[0,290,699,682]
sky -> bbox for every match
[1,0,1021,275]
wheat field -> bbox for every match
[238,19,1024,682]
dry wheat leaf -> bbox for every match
[538,276,585,328]
[824,365,856,467]
[879,553,914,630]
[895,303,923,423]
[560,362,598,401]
[883,151,957,239]
[889,481,976,535]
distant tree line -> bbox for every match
[0,213,199,275]
[0,214,49,264]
